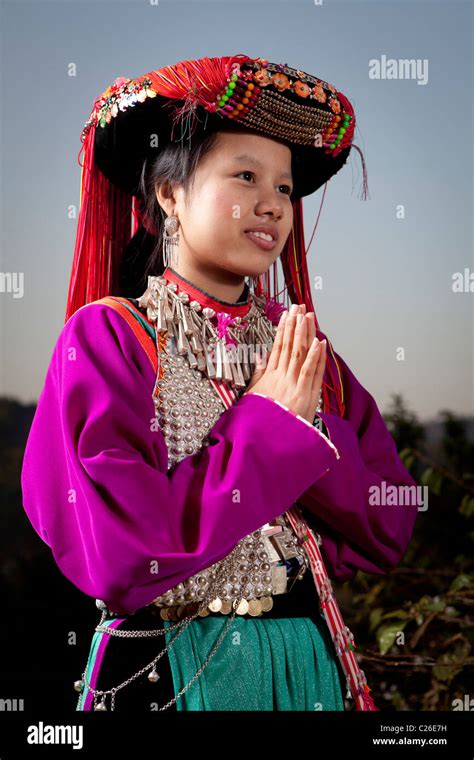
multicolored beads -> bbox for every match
[82,76,157,140]
[216,69,260,119]
[323,112,352,150]
[214,57,352,155]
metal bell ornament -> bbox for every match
[94,696,108,711]
[148,668,160,683]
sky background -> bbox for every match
[1,0,472,422]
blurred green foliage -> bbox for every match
[335,394,474,711]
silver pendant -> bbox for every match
[148,668,160,683]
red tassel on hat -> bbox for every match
[147,54,253,140]
[65,125,133,324]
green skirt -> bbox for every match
[162,611,345,711]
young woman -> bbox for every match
[20,54,419,712]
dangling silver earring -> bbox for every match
[163,215,180,270]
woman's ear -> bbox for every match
[155,179,176,217]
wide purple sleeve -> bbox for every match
[297,347,420,582]
[20,303,340,615]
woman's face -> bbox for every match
[158,129,294,283]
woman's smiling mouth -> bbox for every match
[244,230,278,251]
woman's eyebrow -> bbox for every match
[232,153,293,181]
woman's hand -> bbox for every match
[244,304,326,424]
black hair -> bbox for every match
[118,128,221,297]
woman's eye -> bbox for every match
[237,171,255,182]
[236,171,292,195]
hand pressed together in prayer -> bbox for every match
[244,303,327,424]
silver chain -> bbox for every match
[78,532,261,711]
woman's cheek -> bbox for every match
[215,184,248,220]
[210,192,236,224]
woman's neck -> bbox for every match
[166,263,249,305]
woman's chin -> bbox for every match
[232,253,281,278]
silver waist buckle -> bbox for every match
[148,515,309,619]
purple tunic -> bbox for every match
[20,302,419,615]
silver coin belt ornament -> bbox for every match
[75,273,323,711]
